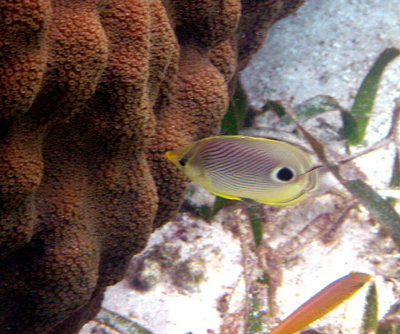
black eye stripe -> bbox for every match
[276,167,294,181]
[178,149,193,167]
[178,157,187,166]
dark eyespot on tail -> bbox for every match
[276,167,295,182]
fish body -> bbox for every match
[165,136,319,206]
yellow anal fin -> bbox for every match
[256,193,307,206]
[208,190,241,201]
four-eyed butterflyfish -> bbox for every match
[165,135,319,206]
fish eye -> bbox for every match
[178,150,193,167]
[274,167,295,182]
[178,155,189,167]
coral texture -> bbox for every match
[0,0,304,333]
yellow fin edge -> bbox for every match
[209,190,241,201]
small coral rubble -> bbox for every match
[0,0,304,332]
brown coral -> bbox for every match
[0,0,304,333]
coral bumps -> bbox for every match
[0,0,304,332]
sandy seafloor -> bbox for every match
[81,1,400,333]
